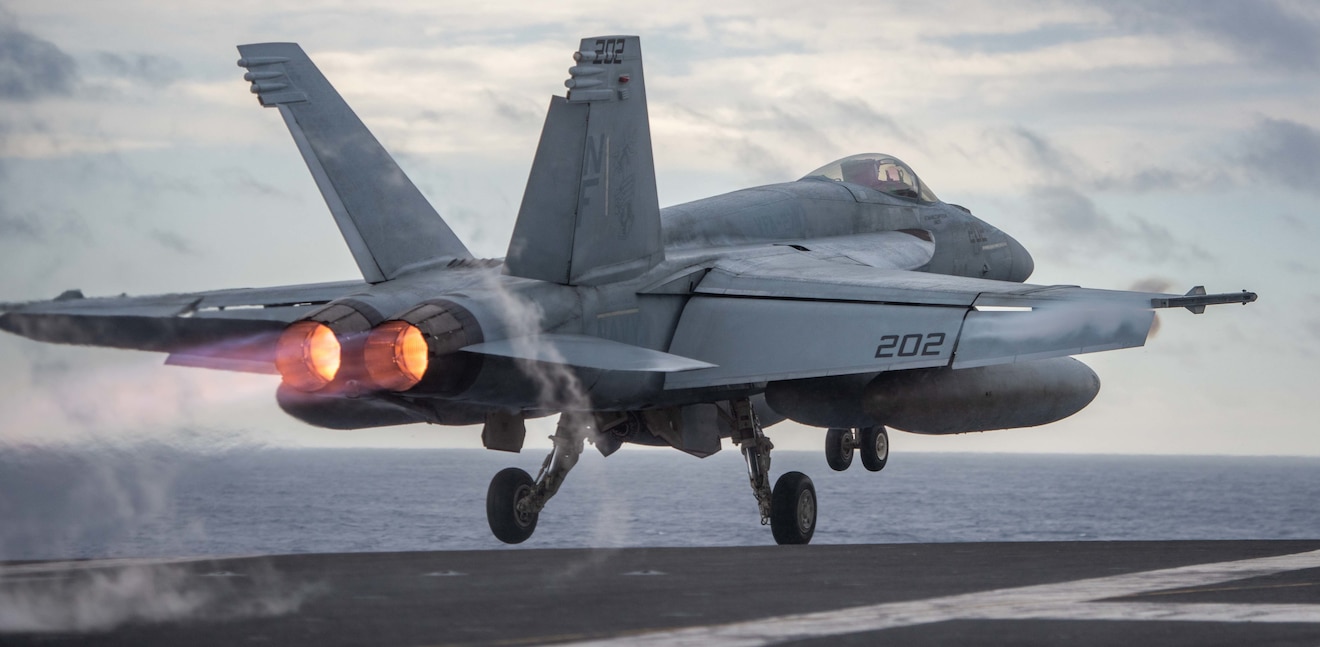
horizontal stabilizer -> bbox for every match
[0,280,366,373]
[462,334,715,372]
[237,43,472,283]
[165,351,279,374]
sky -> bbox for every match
[0,0,1317,456]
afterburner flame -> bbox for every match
[275,321,342,392]
[364,321,429,391]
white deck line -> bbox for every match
[567,548,1320,646]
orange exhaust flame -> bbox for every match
[274,321,341,392]
[364,321,429,391]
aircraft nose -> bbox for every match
[1007,235,1034,282]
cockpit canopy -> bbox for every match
[801,153,939,202]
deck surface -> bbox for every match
[2,541,1319,645]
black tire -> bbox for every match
[859,426,889,472]
[770,471,817,545]
[825,428,853,471]
[487,467,538,544]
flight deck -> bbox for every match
[2,541,1318,645]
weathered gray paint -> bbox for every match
[0,36,1257,440]
[237,43,472,283]
[504,96,588,284]
[666,298,962,389]
[863,358,1101,434]
[505,36,663,286]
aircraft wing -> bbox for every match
[664,251,1255,389]
[0,281,367,374]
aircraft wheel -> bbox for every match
[487,467,538,544]
[859,426,889,472]
[825,428,854,471]
[770,471,816,545]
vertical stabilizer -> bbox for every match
[236,43,472,284]
[505,36,664,286]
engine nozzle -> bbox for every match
[362,300,483,394]
[364,321,429,391]
[273,300,382,393]
[274,321,342,392]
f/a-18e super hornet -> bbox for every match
[0,36,1256,545]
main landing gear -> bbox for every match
[486,415,585,544]
[825,426,888,472]
[485,400,820,545]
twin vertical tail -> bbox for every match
[504,36,664,286]
[237,38,661,287]
[237,43,472,284]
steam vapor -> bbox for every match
[0,558,320,632]
[480,272,595,433]
[1130,277,1174,338]
[0,445,320,633]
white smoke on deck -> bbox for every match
[0,557,319,633]
[0,444,320,633]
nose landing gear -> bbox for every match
[730,398,817,545]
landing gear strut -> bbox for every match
[486,414,585,544]
[730,398,816,545]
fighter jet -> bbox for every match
[0,36,1256,545]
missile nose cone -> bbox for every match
[1007,235,1034,282]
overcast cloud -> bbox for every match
[0,0,1315,456]
[1240,118,1320,195]
[1102,0,1320,73]
[0,20,77,101]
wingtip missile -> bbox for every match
[1150,288,1258,314]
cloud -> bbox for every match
[1238,117,1320,195]
[990,126,1221,193]
[1282,260,1319,275]
[809,95,919,149]
[0,213,44,241]
[1278,213,1310,232]
[0,22,78,101]
[148,229,199,255]
[1028,184,1119,239]
[991,126,1084,183]
[93,52,183,85]
[482,89,542,125]
[939,21,1106,55]
[217,168,295,200]
[1024,184,1211,263]
[1103,0,1320,73]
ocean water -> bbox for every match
[1,447,1318,561]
